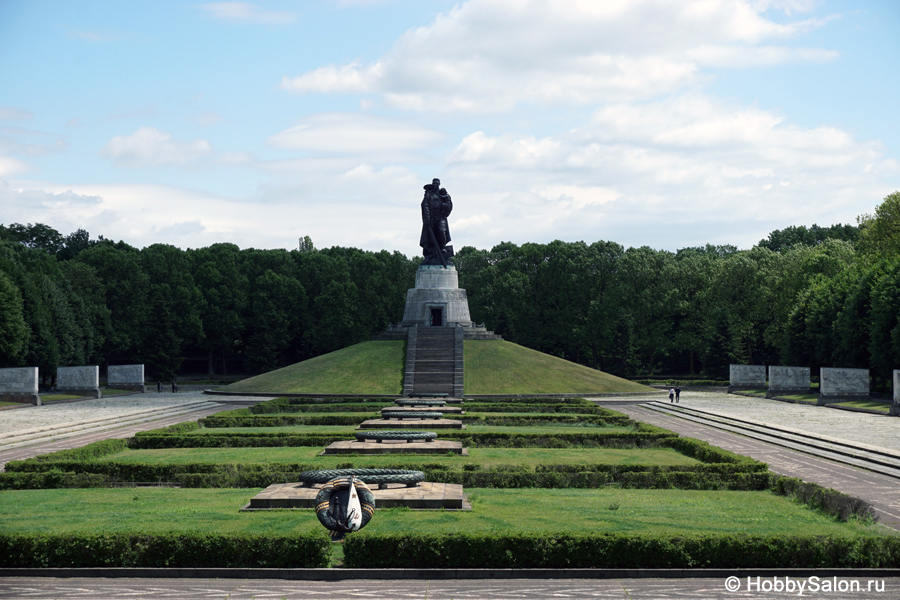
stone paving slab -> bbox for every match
[323,439,467,455]
[246,481,467,510]
[0,391,236,437]
[641,391,900,452]
[1,576,897,599]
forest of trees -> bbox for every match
[1,191,898,388]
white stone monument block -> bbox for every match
[767,366,810,396]
[891,370,900,416]
[729,364,766,391]
[0,366,40,405]
[819,367,869,404]
[57,366,99,389]
[57,365,101,398]
[0,367,38,394]
[107,364,146,392]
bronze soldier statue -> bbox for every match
[419,178,453,266]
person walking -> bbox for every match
[157,380,162,393]
[171,380,179,393]
[675,386,681,403]
[669,388,675,403]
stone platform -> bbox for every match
[359,419,465,430]
[322,439,467,455]
[244,481,468,510]
[382,405,464,415]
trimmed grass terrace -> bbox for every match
[464,340,655,395]
[89,446,704,468]
[0,488,880,538]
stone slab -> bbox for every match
[245,481,467,510]
[107,364,145,392]
[819,367,869,403]
[766,365,810,397]
[0,367,38,395]
[891,371,900,416]
[729,364,766,389]
[323,440,467,455]
[383,405,464,415]
[57,366,99,389]
[359,419,465,430]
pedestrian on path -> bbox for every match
[157,380,162,393]
[669,388,675,403]
[171,381,179,393]
[675,386,681,403]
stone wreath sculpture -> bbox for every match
[381,410,443,420]
[355,430,438,443]
[304,469,425,540]
[395,399,447,407]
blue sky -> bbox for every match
[1,0,898,257]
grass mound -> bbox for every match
[219,340,404,395]
[465,340,655,395]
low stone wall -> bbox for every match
[0,367,40,405]
[728,364,766,392]
[107,364,146,393]
[766,365,810,398]
[818,367,869,405]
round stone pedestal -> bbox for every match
[401,265,473,327]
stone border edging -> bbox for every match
[1,567,899,580]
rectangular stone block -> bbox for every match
[768,366,810,391]
[57,365,99,389]
[107,364,145,392]
[729,364,766,387]
[894,370,899,405]
[0,367,38,394]
[819,367,869,399]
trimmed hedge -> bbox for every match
[0,471,109,490]
[198,414,368,427]
[462,397,594,405]
[343,532,900,569]
[287,396,399,405]
[773,476,877,522]
[128,434,346,449]
[251,403,392,414]
[463,403,622,415]
[462,415,631,427]
[0,532,330,568]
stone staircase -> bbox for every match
[402,326,463,397]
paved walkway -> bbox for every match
[1,575,897,599]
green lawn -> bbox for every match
[181,424,639,435]
[90,446,702,468]
[465,340,655,395]
[0,488,878,538]
[829,399,892,413]
[219,340,405,395]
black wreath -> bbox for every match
[395,399,447,407]
[355,430,437,443]
[381,410,443,420]
[299,468,426,486]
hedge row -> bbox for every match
[0,532,329,568]
[198,414,368,427]
[462,403,622,415]
[461,415,631,427]
[343,532,900,568]
[772,476,877,522]
[0,467,770,491]
[462,397,593,405]
[287,396,398,405]
[250,403,392,414]
[125,429,678,449]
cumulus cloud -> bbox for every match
[0,107,34,121]
[281,0,836,112]
[268,113,445,161]
[101,127,213,167]
[199,2,297,24]
[0,156,31,176]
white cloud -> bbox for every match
[0,156,31,177]
[101,127,213,167]
[268,113,445,161]
[281,0,836,112]
[0,107,34,121]
[199,2,297,24]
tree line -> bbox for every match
[0,192,897,386]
